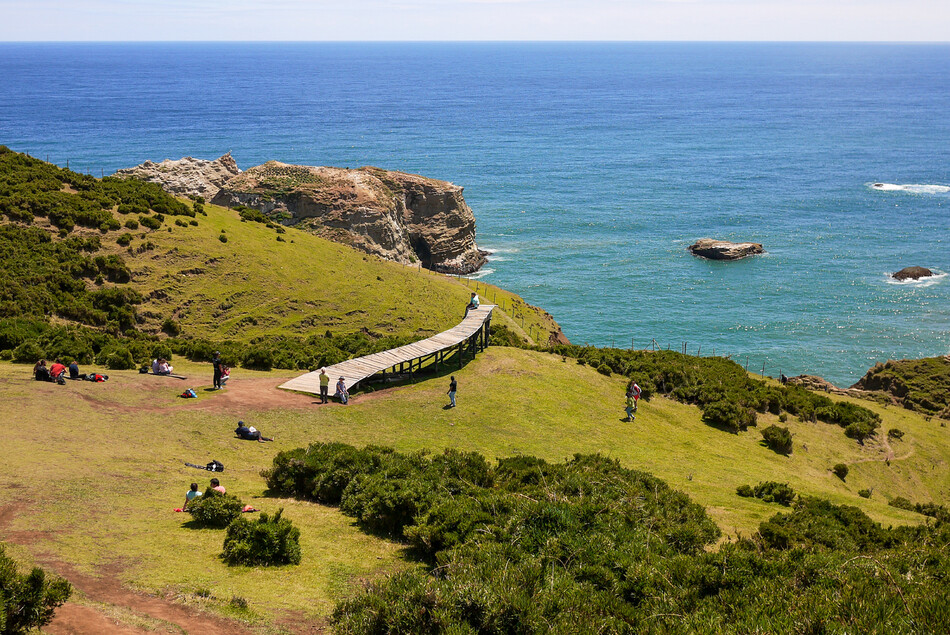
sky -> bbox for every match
[0,0,948,42]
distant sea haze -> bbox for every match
[1,42,948,386]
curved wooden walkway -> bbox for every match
[279,305,496,396]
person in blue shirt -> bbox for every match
[183,483,202,510]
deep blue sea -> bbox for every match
[1,42,948,385]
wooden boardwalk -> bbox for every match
[279,305,496,396]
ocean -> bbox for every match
[1,42,948,386]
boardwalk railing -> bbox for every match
[279,305,496,396]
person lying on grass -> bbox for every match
[235,421,274,442]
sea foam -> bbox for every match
[870,182,950,194]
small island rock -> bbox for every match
[688,238,764,261]
[892,266,934,281]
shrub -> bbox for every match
[242,344,274,370]
[99,345,134,370]
[736,484,754,497]
[139,215,161,230]
[161,318,181,337]
[187,490,244,528]
[845,421,876,443]
[218,233,228,243]
[888,496,915,512]
[887,428,904,440]
[596,363,612,376]
[0,542,72,634]
[752,481,796,505]
[124,219,139,230]
[175,218,189,227]
[116,232,132,246]
[858,489,872,499]
[760,425,793,454]
[701,400,756,433]
[832,463,849,480]
[778,413,788,422]
[221,509,301,566]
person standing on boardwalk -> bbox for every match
[319,368,330,404]
[336,376,349,405]
[212,351,224,390]
[448,376,458,408]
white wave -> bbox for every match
[487,255,507,262]
[463,268,495,280]
[869,182,950,194]
[884,271,947,287]
[481,247,520,254]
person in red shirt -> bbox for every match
[48,360,67,381]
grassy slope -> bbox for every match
[107,200,558,345]
[2,348,947,630]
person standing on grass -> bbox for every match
[624,385,637,422]
[448,375,457,408]
[336,376,349,405]
[212,351,224,390]
[319,368,330,404]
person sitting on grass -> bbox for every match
[68,360,80,380]
[209,477,225,494]
[156,358,173,375]
[234,421,274,442]
[152,358,161,374]
[183,483,202,510]
[48,359,67,382]
[33,359,50,382]
[336,376,349,405]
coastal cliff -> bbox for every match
[211,162,487,274]
[115,156,487,275]
[113,153,240,200]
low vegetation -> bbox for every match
[262,443,950,634]
[187,489,244,529]
[0,543,72,634]
[221,509,301,567]
[548,345,881,442]
[760,424,793,454]
[736,481,797,505]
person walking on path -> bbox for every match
[447,376,458,408]
[212,352,224,390]
[335,376,349,405]
[319,368,330,404]
[624,387,637,422]
[630,381,641,412]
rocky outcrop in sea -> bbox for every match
[114,157,487,275]
[687,238,764,261]
[892,266,934,281]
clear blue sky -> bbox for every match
[1,0,948,42]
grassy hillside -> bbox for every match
[2,347,946,631]
[853,355,950,418]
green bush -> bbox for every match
[116,232,132,246]
[218,233,228,243]
[760,425,793,454]
[750,481,796,505]
[596,363,612,376]
[832,463,849,480]
[187,490,244,528]
[139,215,161,230]
[888,496,915,512]
[736,484,754,497]
[161,318,181,337]
[99,345,134,370]
[887,428,904,440]
[701,399,756,433]
[0,542,72,634]
[845,421,876,443]
[858,489,872,499]
[221,509,301,567]
[124,219,139,229]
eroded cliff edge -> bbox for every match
[115,156,487,275]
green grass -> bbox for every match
[106,199,559,346]
[3,346,947,630]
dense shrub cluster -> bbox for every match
[0,542,72,634]
[221,509,301,567]
[736,481,796,505]
[760,424,793,454]
[546,345,881,441]
[888,497,950,522]
[853,356,950,418]
[263,444,950,634]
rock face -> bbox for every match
[892,266,934,281]
[688,239,764,261]
[113,153,241,200]
[211,162,487,274]
[787,375,839,393]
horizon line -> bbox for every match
[2,39,949,45]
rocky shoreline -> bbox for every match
[115,155,488,275]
